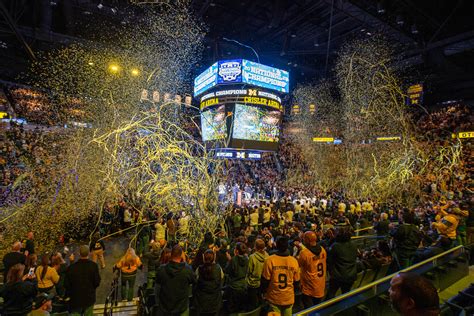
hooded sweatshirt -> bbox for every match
[155,261,196,313]
[298,244,327,298]
[225,255,248,290]
[247,251,269,288]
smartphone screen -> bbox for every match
[28,268,35,276]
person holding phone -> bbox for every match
[0,263,38,315]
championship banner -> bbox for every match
[407,83,423,106]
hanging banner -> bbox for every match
[407,83,423,106]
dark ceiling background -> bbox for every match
[1,0,473,104]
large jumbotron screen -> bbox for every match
[198,87,283,151]
[232,103,280,143]
[201,104,227,141]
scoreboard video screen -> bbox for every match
[232,103,280,142]
[201,104,227,141]
[194,59,289,97]
[195,59,288,152]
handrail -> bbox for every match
[104,269,120,316]
[353,226,374,233]
[294,245,465,315]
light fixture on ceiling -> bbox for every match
[111,8,117,14]
[290,31,297,38]
[396,15,404,26]
[377,2,385,14]
[411,24,418,34]
[97,3,104,9]
[366,32,372,36]
[313,38,319,47]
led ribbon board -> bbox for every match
[214,148,262,160]
[452,131,474,139]
[376,136,401,141]
[199,88,282,111]
[194,59,289,96]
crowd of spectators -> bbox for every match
[0,123,66,207]
[0,95,472,315]
[7,87,57,126]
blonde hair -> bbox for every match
[120,248,138,267]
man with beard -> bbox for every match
[389,272,439,316]
[298,231,326,308]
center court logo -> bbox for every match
[218,61,241,82]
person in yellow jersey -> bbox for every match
[261,236,300,316]
[298,231,326,308]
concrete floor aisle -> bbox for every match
[92,236,147,304]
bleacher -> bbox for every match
[295,245,470,316]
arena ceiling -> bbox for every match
[0,0,473,102]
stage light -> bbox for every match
[290,31,297,38]
[366,32,372,36]
[411,24,418,34]
[111,8,117,14]
[88,62,94,66]
[131,68,140,76]
[97,3,104,9]
[108,63,120,73]
[313,39,320,47]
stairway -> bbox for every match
[93,299,139,316]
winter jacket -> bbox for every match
[155,261,196,314]
[328,240,357,282]
[225,255,248,290]
[391,223,422,253]
[247,251,269,288]
[193,263,223,313]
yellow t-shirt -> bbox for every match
[36,266,60,289]
[262,254,300,305]
[298,247,327,298]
